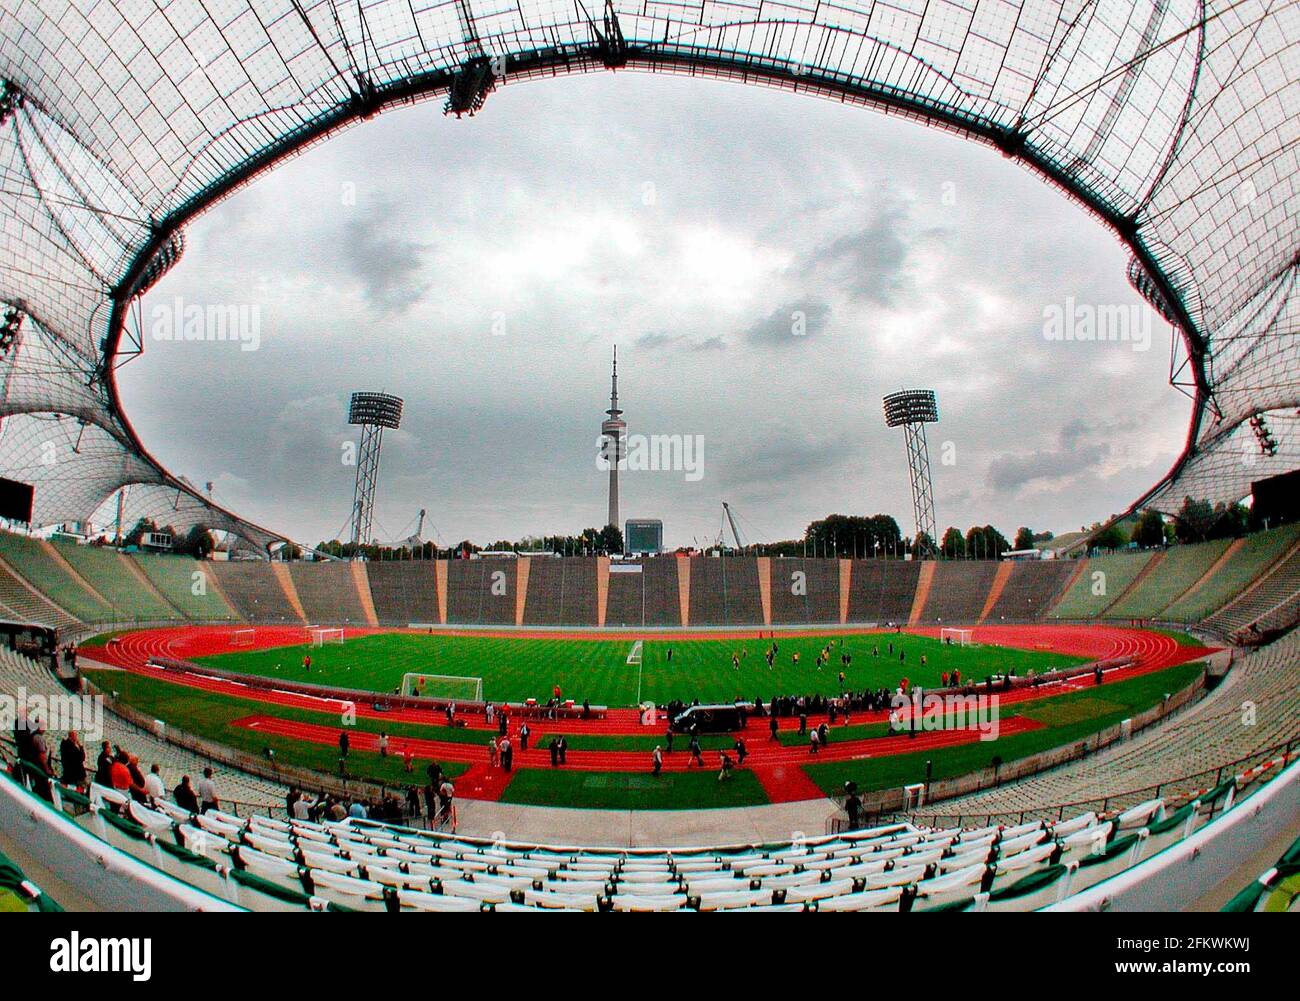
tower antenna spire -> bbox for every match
[601,345,626,532]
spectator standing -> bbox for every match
[196,767,220,814]
[173,776,199,814]
[94,740,113,786]
[144,763,165,803]
[59,730,86,788]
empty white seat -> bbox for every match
[235,846,304,893]
[522,888,600,911]
[985,863,1076,911]
[552,867,612,882]
[537,878,606,896]
[941,847,991,872]
[1060,822,1113,860]
[734,862,793,878]
[912,862,986,902]
[177,824,228,858]
[762,871,826,891]
[695,888,773,910]
[195,812,243,839]
[127,799,174,832]
[684,876,749,894]
[154,799,195,824]
[1050,812,1097,838]
[997,829,1049,857]
[611,893,687,912]
[835,859,893,881]
[1116,799,1165,831]
[862,865,926,889]
[443,878,519,904]
[439,857,491,875]
[616,879,684,896]
[816,887,903,912]
[993,841,1056,875]
[250,815,292,834]
[398,889,482,912]
[301,848,360,875]
[673,859,729,874]
[784,878,855,904]
[309,868,388,910]
[898,847,945,868]
[244,831,297,859]
[365,866,434,891]
[618,870,679,885]
[498,864,548,882]
[89,783,128,809]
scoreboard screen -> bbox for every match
[625,519,663,554]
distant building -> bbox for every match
[625,519,663,555]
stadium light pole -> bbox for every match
[346,392,404,556]
[883,390,940,560]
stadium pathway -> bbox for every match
[451,797,844,848]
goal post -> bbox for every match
[230,628,256,648]
[401,672,484,702]
[309,627,345,647]
[939,627,973,647]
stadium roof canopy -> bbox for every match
[1,0,1297,551]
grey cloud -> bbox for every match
[745,300,831,346]
[795,206,912,306]
[636,332,727,352]
[337,213,433,314]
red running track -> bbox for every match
[81,623,1212,803]
[83,622,1212,739]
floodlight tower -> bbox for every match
[600,346,626,530]
[347,392,403,553]
[883,389,940,559]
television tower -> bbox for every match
[347,391,403,554]
[600,346,626,529]
[883,389,939,558]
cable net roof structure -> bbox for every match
[0,0,1296,548]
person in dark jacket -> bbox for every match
[173,776,199,814]
[94,740,114,787]
[59,730,87,788]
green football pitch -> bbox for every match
[193,630,1090,707]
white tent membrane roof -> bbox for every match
[0,0,1296,550]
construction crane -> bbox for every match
[722,502,745,552]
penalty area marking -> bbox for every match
[628,640,645,706]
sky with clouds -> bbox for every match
[119,71,1191,551]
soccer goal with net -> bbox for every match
[230,628,256,648]
[939,627,974,647]
[401,672,484,702]
[310,627,345,647]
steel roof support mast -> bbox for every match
[883,389,940,559]
[347,392,403,555]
